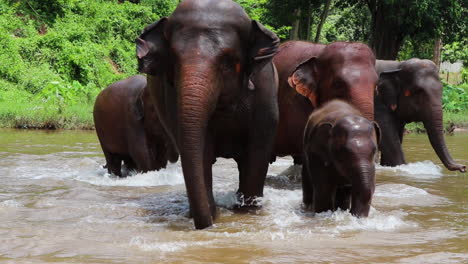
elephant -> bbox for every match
[375,59,466,172]
[302,100,381,217]
[93,75,178,177]
[135,0,280,229]
[273,41,378,163]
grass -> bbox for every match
[0,90,94,129]
[404,110,468,133]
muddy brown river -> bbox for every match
[0,128,467,263]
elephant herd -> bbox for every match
[93,0,466,229]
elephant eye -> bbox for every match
[219,50,241,72]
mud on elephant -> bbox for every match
[93,75,179,177]
[273,41,378,163]
[375,59,466,172]
[302,100,381,217]
[136,0,280,229]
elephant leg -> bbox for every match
[378,113,406,166]
[293,155,303,165]
[313,182,336,214]
[301,160,313,208]
[128,129,157,173]
[103,150,122,177]
[335,185,352,211]
[236,63,279,207]
[235,131,275,207]
[237,140,274,207]
[123,157,137,173]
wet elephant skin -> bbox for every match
[302,100,380,217]
[273,41,378,164]
[93,75,178,177]
[135,0,280,229]
[375,59,466,172]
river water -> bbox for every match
[0,129,467,263]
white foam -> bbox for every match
[315,209,416,233]
[75,163,184,187]
[377,160,443,178]
[0,200,24,208]
[374,184,448,207]
[130,236,213,252]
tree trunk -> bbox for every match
[305,3,312,40]
[314,0,332,43]
[432,37,442,70]
[290,9,300,40]
[369,3,404,59]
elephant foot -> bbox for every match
[233,192,262,212]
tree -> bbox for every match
[266,0,323,41]
[315,0,332,42]
[336,0,466,60]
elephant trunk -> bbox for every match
[350,161,375,217]
[177,63,219,229]
[351,93,374,121]
[423,106,466,172]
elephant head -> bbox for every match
[378,58,466,172]
[135,0,279,229]
[315,116,380,217]
[287,42,378,120]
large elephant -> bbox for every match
[375,59,466,172]
[302,100,380,217]
[135,0,280,229]
[273,41,377,162]
[93,75,178,177]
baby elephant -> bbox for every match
[93,75,178,177]
[302,100,380,217]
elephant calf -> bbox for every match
[93,75,178,177]
[302,100,380,217]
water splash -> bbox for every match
[75,163,184,187]
[377,160,443,178]
[374,184,448,207]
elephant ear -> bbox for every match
[136,18,168,75]
[288,57,319,107]
[378,69,401,111]
[313,122,333,165]
[247,21,280,84]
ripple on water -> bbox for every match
[397,252,468,264]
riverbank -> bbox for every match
[0,93,94,129]
[1,99,467,132]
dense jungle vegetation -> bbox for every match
[0,0,466,129]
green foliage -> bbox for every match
[442,83,468,113]
[442,41,468,65]
[235,0,291,39]
[320,4,371,43]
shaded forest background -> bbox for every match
[0,0,466,128]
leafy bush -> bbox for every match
[442,41,468,65]
[442,83,468,113]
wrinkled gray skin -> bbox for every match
[302,100,380,217]
[375,59,466,172]
[93,75,179,177]
[136,0,280,229]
